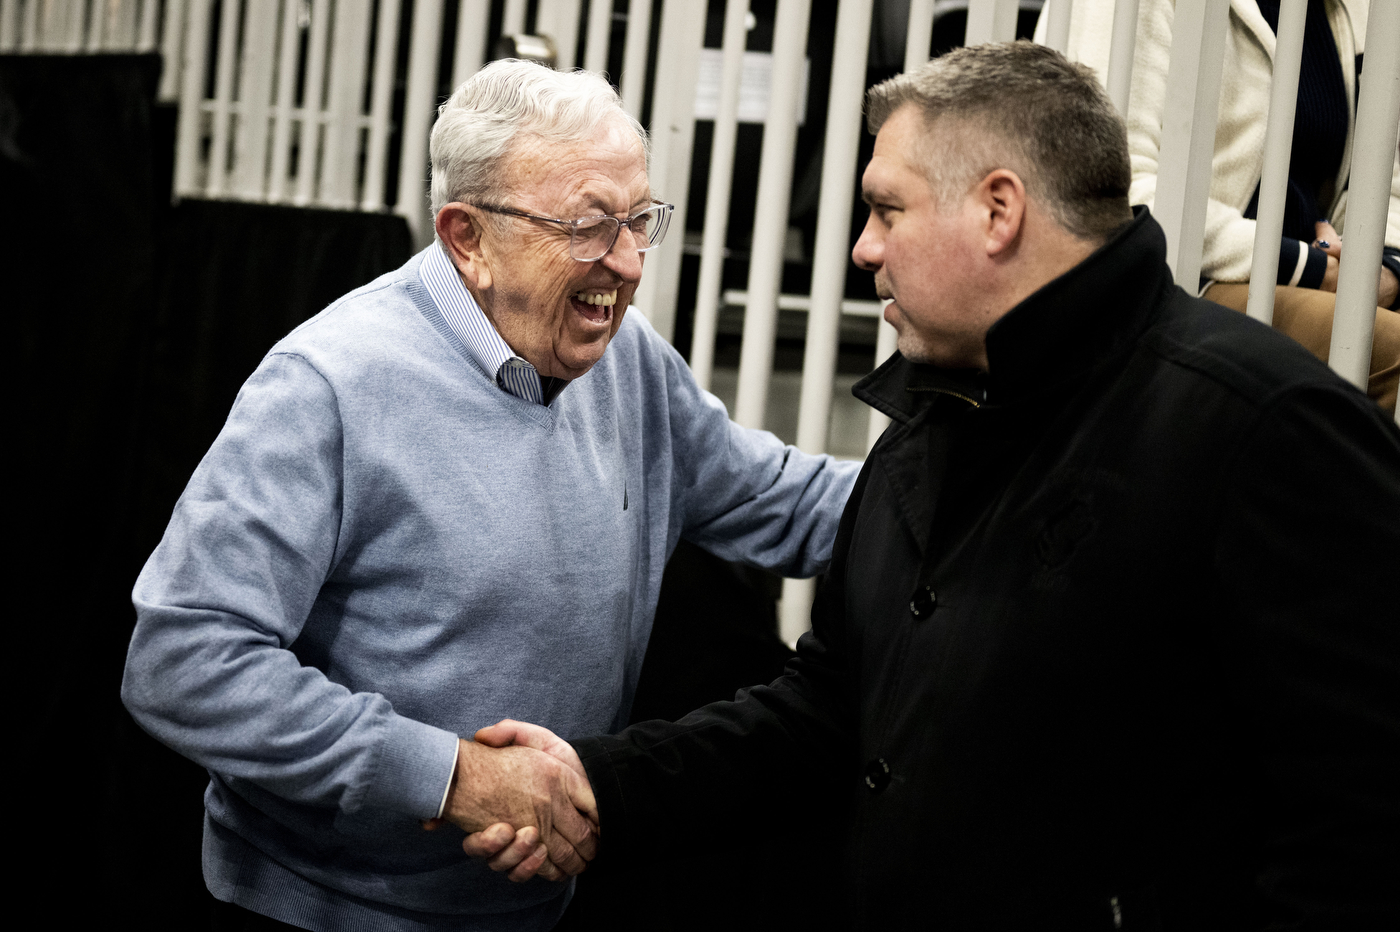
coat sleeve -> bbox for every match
[1213,383,1400,928]
[121,352,459,819]
[572,458,874,856]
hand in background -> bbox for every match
[1312,219,1397,306]
[1314,220,1341,292]
[426,735,598,883]
[457,721,600,883]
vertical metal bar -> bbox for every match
[319,0,372,208]
[266,0,301,201]
[173,0,212,197]
[361,0,402,209]
[618,0,651,119]
[1105,0,1140,117]
[232,0,279,200]
[903,0,932,67]
[866,0,933,446]
[451,0,490,87]
[115,0,141,47]
[630,0,705,341]
[733,0,812,429]
[137,0,158,49]
[87,0,106,50]
[536,0,580,70]
[964,0,1017,45]
[395,0,445,244]
[780,0,873,646]
[1245,0,1305,326]
[159,0,188,101]
[583,0,611,74]
[1043,0,1072,54]
[294,0,332,204]
[502,0,524,34]
[690,0,751,391]
[1153,0,1228,288]
[206,0,242,198]
[796,0,871,455]
[0,0,18,50]
[1330,0,1400,401]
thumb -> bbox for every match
[474,720,527,747]
[565,766,600,830]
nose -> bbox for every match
[602,225,645,282]
[852,211,883,271]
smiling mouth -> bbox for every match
[571,289,618,324]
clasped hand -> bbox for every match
[424,720,596,883]
[1313,220,1399,307]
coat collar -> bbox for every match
[855,206,1174,419]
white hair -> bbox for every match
[428,59,648,218]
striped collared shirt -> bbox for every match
[419,241,552,405]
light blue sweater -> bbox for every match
[122,248,858,931]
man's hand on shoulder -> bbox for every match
[439,728,599,883]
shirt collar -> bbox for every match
[419,241,546,405]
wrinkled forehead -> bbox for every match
[499,119,652,213]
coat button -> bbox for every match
[864,758,891,793]
[908,585,936,617]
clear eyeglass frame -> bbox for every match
[473,200,674,262]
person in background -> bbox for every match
[1038,0,1400,412]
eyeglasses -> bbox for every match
[473,200,674,262]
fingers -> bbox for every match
[1313,220,1342,257]
[543,773,599,868]
[564,768,600,835]
[476,719,590,781]
[461,825,569,884]
[472,721,523,748]
[461,822,517,858]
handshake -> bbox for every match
[423,720,598,883]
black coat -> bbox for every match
[574,210,1400,930]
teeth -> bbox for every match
[575,290,617,307]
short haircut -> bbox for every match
[866,41,1131,241]
[429,59,648,218]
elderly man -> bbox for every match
[468,43,1400,929]
[121,61,857,931]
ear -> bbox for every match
[973,169,1026,258]
[435,203,494,292]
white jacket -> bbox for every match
[1038,0,1399,283]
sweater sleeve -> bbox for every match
[122,351,459,819]
[650,335,860,580]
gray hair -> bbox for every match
[429,59,648,217]
[866,41,1131,241]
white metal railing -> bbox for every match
[9,0,1398,631]
[1,0,180,95]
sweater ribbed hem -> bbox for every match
[205,814,573,932]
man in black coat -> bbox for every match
[462,42,1400,930]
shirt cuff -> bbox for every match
[437,745,459,819]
